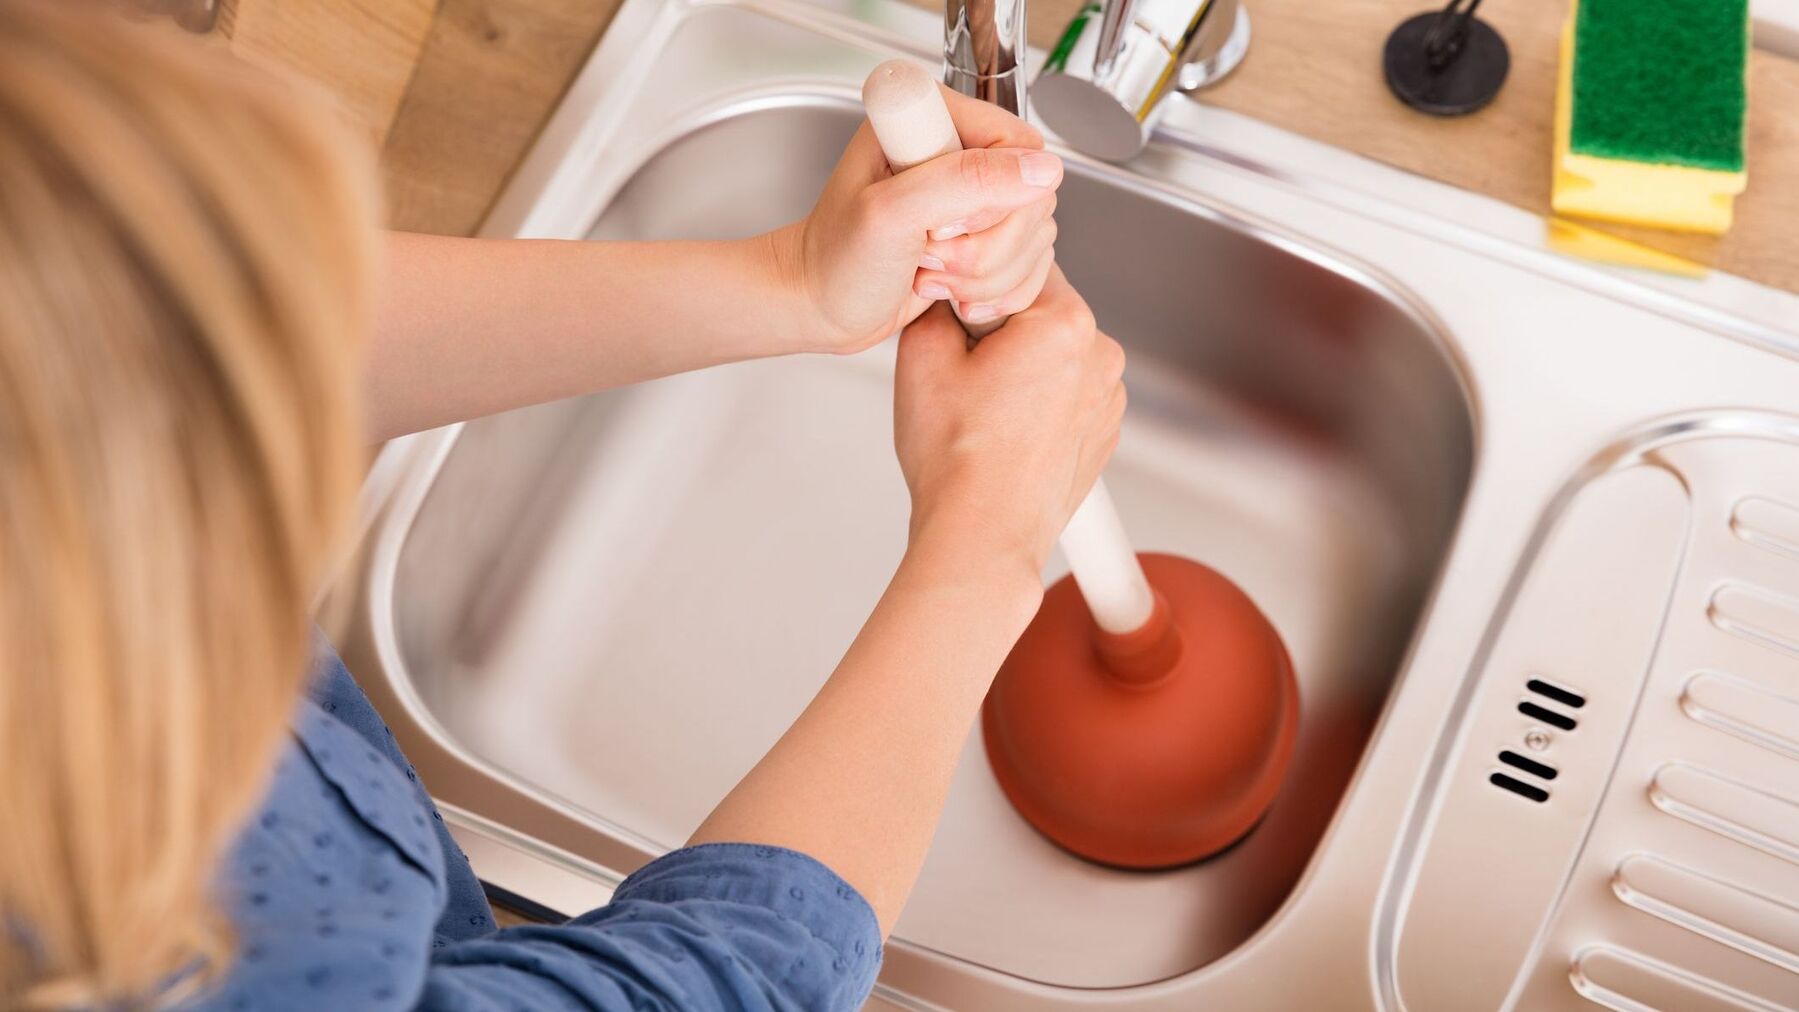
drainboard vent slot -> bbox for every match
[1497,750,1558,780]
[1489,772,1550,802]
[1519,700,1578,731]
[1527,678,1587,709]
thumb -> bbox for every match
[868,147,1062,236]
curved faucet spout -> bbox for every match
[943,0,1028,115]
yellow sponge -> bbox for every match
[1545,218,1708,277]
[1551,0,1749,235]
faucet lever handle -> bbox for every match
[1093,0,1138,78]
[1036,0,1250,161]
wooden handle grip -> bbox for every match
[862,60,961,171]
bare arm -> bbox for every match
[367,231,807,439]
[688,535,1040,936]
[365,91,1061,442]
[689,272,1125,935]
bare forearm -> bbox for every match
[366,230,814,440]
[688,535,1042,935]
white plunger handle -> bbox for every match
[861,60,1156,635]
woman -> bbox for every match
[0,3,1124,1009]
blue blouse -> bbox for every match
[181,642,883,1011]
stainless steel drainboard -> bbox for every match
[1388,419,1799,1012]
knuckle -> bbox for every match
[930,240,966,274]
[959,148,1004,192]
[969,208,1008,233]
[1006,274,1051,314]
[1103,335,1126,372]
[961,239,994,277]
[976,277,1012,304]
[1068,300,1097,335]
[1052,316,1088,351]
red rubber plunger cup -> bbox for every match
[982,553,1299,869]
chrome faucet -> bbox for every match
[943,0,1030,115]
[943,0,1251,161]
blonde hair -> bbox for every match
[0,2,378,1005]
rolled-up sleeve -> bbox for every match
[419,843,883,1012]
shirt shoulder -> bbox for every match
[305,634,497,946]
[422,843,883,1012]
[184,701,446,1011]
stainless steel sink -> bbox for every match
[366,97,1472,990]
[329,0,1799,1007]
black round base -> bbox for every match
[1383,11,1510,116]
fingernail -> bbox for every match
[1019,152,1062,188]
[930,222,967,241]
[918,253,946,272]
[918,281,951,300]
[963,304,999,323]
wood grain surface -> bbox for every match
[378,0,624,233]
[1013,0,1799,292]
[218,0,438,146]
[219,0,624,234]
[219,0,1795,292]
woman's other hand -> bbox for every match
[776,86,1063,355]
[893,266,1124,586]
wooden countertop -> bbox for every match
[218,0,1798,294]
[1081,0,1799,293]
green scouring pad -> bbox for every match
[1552,0,1750,234]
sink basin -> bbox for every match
[377,98,1471,989]
[332,0,1799,1006]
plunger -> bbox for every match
[864,61,1300,870]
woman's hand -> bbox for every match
[893,266,1125,584]
[693,268,1121,935]
[774,86,1063,355]
[365,93,1058,438]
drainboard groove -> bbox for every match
[1709,582,1799,659]
[1648,763,1799,867]
[1680,671,1799,762]
[1732,495,1799,563]
[1611,853,1799,976]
